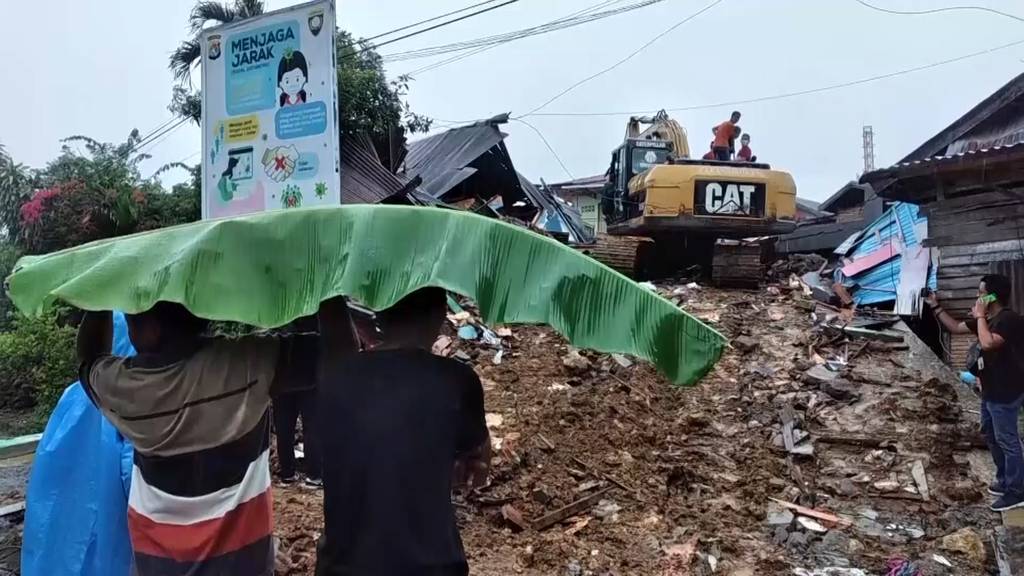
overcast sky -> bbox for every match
[2,0,1023,200]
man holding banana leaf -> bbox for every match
[315,289,491,576]
[77,303,313,575]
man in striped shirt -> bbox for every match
[78,302,310,576]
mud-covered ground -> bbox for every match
[274,283,997,575]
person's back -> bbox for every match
[319,349,485,575]
[315,290,489,576]
[78,303,290,576]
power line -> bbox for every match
[364,0,505,42]
[525,37,1024,117]
[342,0,520,61]
[405,0,632,76]
[136,117,190,154]
[511,118,575,179]
[384,0,659,63]
[517,0,724,117]
[852,0,1024,24]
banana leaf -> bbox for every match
[5,206,725,385]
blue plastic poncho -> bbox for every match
[21,312,135,576]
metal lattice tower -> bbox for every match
[862,125,876,173]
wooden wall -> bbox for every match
[922,189,1024,320]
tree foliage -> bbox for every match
[0,143,34,241]
[17,131,200,254]
[0,308,76,414]
[336,31,432,139]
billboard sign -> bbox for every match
[201,0,339,219]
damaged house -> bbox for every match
[401,114,592,244]
[861,72,1024,364]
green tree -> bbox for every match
[0,143,34,241]
[21,131,162,254]
[0,241,21,331]
[336,31,432,138]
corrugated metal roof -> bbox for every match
[834,202,935,306]
[548,174,607,190]
[862,142,1024,184]
[341,137,406,204]
[517,173,594,244]
[403,114,510,198]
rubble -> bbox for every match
[272,280,997,575]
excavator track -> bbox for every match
[711,239,769,288]
[575,235,654,279]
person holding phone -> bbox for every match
[926,274,1024,511]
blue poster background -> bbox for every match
[226,20,300,115]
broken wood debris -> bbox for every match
[767,497,852,527]
[531,486,614,531]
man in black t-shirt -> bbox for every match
[315,289,491,576]
[928,274,1024,511]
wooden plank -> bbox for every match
[0,500,25,518]
[938,264,992,279]
[531,487,614,530]
[842,326,904,343]
[929,203,1024,226]
[926,224,1024,248]
[0,433,41,460]
[941,250,1023,267]
[936,288,983,300]
[767,498,852,527]
[940,239,1024,258]
[938,275,986,290]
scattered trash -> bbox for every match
[485,413,504,428]
[562,349,592,372]
[793,569,868,576]
[458,324,480,340]
[610,353,633,368]
[931,554,952,568]
[939,528,985,563]
[432,335,453,356]
[884,558,921,576]
[797,516,828,533]
[766,507,795,526]
[910,460,930,501]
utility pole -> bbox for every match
[862,125,876,173]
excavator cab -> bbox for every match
[602,138,674,223]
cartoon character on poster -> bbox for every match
[278,49,308,107]
[217,158,240,201]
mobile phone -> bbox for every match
[982,294,998,305]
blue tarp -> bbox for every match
[834,202,937,307]
[21,312,135,576]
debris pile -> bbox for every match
[274,279,995,575]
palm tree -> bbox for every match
[169,0,265,85]
[0,143,34,240]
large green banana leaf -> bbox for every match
[5,206,725,385]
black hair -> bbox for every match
[130,302,210,338]
[981,274,1012,305]
[731,110,742,119]
[385,288,448,320]
[221,157,239,178]
[278,50,308,106]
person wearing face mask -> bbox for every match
[926,274,1024,511]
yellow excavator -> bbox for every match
[601,110,797,285]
